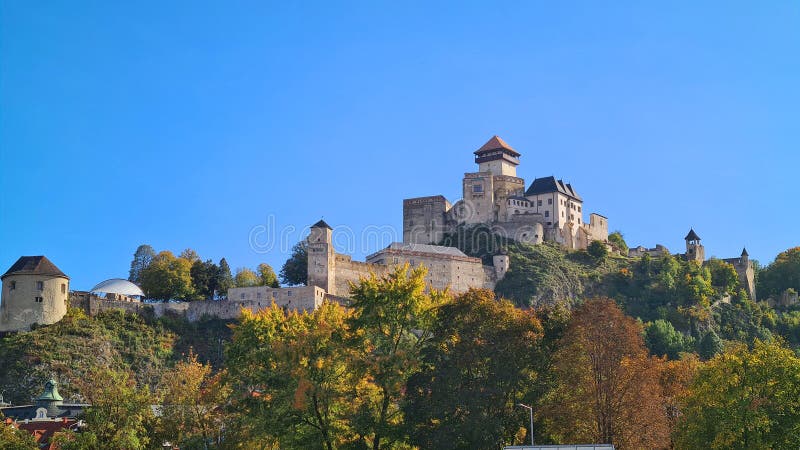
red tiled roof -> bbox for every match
[474,135,520,156]
[17,418,77,446]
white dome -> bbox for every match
[90,278,145,297]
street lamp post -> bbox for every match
[517,403,534,446]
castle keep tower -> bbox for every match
[462,136,526,224]
[307,220,336,295]
[0,256,69,332]
[684,229,705,263]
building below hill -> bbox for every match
[1,379,86,448]
[403,136,609,250]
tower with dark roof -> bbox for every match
[1,256,70,333]
[684,229,705,263]
[307,220,336,295]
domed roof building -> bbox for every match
[90,278,144,300]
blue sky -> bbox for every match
[1,1,799,290]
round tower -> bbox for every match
[0,256,69,332]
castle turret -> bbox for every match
[1,256,69,332]
[741,247,749,264]
[307,220,336,295]
[684,229,705,263]
[474,135,520,177]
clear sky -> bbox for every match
[1,1,799,290]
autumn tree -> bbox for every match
[280,240,308,286]
[128,244,155,285]
[179,248,201,264]
[675,340,800,449]
[347,264,447,450]
[404,289,543,449]
[539,298,670,449]
[0,416,37,450]
[257,263,280,287]
[225,302,360,449]
[659,354,701,444]
[234,267,259,288]
[156,351,230,449]
[54,367,155,450]
[140,251,195,301]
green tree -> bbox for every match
[280,240,308,286]
[139,251,195,301]
[675,340,800,449]
[128,244,155,285]
[608,231,628,255]
[53,367,155,450]
[645,319,692,360]
[190,259,219,300]
[587,240,608,259]
[234,268,259,288]
[706,258,740,294]
[347,264,447,450]
[758,247,800,300]
[257,263,280,288]
[404,289,543,449]
[698,330,723,360]
[215,258,234,299]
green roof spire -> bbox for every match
[36,378,63,402]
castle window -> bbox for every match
[578,206,582,212]
[537,200,542,206]
[472,184,483,193]
[36,281,44,290]
[9,281,15,290]
[578,218,581,224]
[548,199,552,205]
[257,292,262,299]
[287,291,292,297]
[240,293,245,300]
[34,296,43,303]
[61,284,66,294]
[545,211,549,217]
[547,222,552,226]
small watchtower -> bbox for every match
[684,229,705,263]
[474,135,520,177]
[307,220,336,295]
[1,256,69,332]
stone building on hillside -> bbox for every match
[403,136,609,251]
[230,220,509,309]
[0,256,69,333]
[676,229,756,301]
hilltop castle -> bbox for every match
[403,136,609,250]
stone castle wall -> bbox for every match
[71,287,327,322]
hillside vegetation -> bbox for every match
[0,308,232,404]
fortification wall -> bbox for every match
[332,258,390,298]
[72,287,326,323]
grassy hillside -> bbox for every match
[0,308,233,404]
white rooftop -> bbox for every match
[90,278,145,297]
